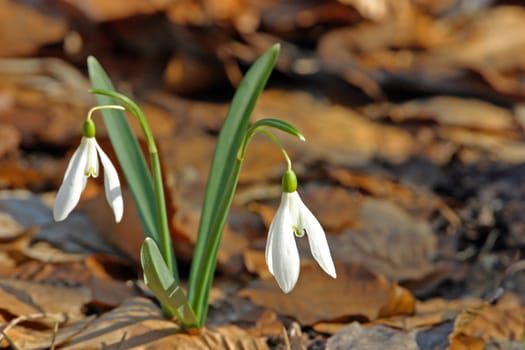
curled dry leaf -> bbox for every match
[370,297,484,331]
[240,263,415,326]
[449,293,525,348]
[0,314,94,350]
[62,297,269,350]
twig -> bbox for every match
[0,328,18,350]
[282,326,291,350]
[50,320,60,350]
[116,331,128,350]
[0,312,65,345]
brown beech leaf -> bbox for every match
[326,322,418,350]
[0,123,20,158]
[369,297,484,333]
[0,315,94,350]
[63,0,173,21]
[240,263,415,325]
[327,167,459,228]
[438,126,525,164]
[0,278,90,324]
[253,90,415,166]
[62,297,269,350]
[0,212,24,241]
[449,293,525,348]
[0,1,67,57]
[167,0,259,33]
[386,97,515,131]
[330,198,438,282]
[247,310,285,338]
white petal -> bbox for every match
[266,193,300,293]
[295,192,337,278]
[53,139,89,221]
[96,143,123,223]
[85,138,99,177]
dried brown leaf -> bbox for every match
[331,198,438,281]
[62,297,269,350]
[254,90,415,166]
[449,293,525,347]
[0,278,90,323]
[63,0,172,21]
[0,1,66,57]
[326,322,418,350]
[240,263,415,325]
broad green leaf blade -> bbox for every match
[87,57,159,241]
[141,238,197,325]
[188,44,280,325]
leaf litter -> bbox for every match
[2,0,525,349]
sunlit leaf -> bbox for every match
[141,238,197,325]
[188,44,280,326]
[87,57,159,241]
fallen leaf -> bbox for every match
[449,293,525,347]
[0,278,90,323]
[371,297,484,331]
[326,322,418,350]
[0,1,67,57]
[0,315,93,350]
[0,212,24,240]
[62,297,269,350]
[240,263,415,325]
[0,123,20,158]
[63,0,172,21]
[386,96,515,131]
[247,310,284,338]
[254,90,415,166]
[330,198,439,281]
[167,0,259,33]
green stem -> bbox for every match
[191,128,297,326]
[89,89,178,283]
[87,105,125,121]
[239,127,292,170]
[192,158,243,326]
[151,153,176,282]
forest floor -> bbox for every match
[0,1,524,349]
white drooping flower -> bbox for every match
[53,118,123,223]
[265,169,336,293]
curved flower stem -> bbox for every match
[239,126,292,171]
[86,105,125,121]
[89,89,178,283]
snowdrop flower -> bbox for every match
[265,169,336,293]
[54,112,123,223]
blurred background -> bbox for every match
[1,0,525,348]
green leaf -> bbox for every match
[250,118,305,141]
[187,44,280,326]
[87,57,159,241]
[141,238,197,325]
